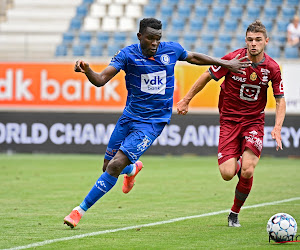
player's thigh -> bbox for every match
[218,120,242,165]
[120,122,165,163]
[104,115,131,161]
[241,148,259,178]
[219,157,238,181]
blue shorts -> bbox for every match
[105,114,166,163]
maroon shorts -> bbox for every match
[218,119,264,165]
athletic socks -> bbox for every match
[79,171,118,211]
[120,163,136,176]
[231,175,253,213]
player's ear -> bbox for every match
[137,32,142,41]
[265,37,269,45]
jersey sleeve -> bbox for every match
[271,64,284,98]
[171,42,188,61]
[208,54,231,81]
[109,49,127,72]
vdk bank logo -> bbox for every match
[141,70,166,95]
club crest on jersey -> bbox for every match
[160,54,170,65]
[250,72,257,81]
[141,70,167,95]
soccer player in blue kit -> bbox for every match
[64,18,251,228]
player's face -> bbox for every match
[138,27,162,57]
[245,32,269,58]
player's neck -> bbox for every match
[248,52,265,64]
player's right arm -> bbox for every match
[74,60,118,87]
[177,70,212,115]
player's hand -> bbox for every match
[271,127,283,151]
[227,54,252,75]
[74,60,90,73]
[177,99,189,115]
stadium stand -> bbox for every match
[0,0,299,60]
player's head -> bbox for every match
[138,18,162,57]
[245,20,269,57]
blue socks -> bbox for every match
[79,171,117,211]
[120,163,134,175]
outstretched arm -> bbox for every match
[177,71,212,115]
[271,97,286,151]
[185,52,251,75]
[74,60,118,87]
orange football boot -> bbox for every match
[122,161,143,194]
[64,209,82,228]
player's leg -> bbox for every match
[229,123,264,227]
[121,121,166,194]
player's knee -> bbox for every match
[220,172,234,181]
[219,166,235,181]
[241,168,254,179]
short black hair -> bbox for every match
[139,18,162,34]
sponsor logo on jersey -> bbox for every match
[232,75,246,82]
[240,84,261,101]
[135,58,147,62]
[160,54,170,65]
[250,72,257,81]
[261,68,270,75]
[141,70,166,95]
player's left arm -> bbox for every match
[271,97,286,151]
[184,52,251,75]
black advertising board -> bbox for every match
[0,112,299,157]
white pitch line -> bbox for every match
[3,197,300,250]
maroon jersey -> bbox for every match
[208,48,284,122]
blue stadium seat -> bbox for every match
[76,4,89,19]
[218,34,232,46]
[166,33,180,42]
[224,20,238,32]
[78,31,92,45]
[177,5,191,19]
[166,0,179,7]
[217,0,231,5]
[144,6,156,17]
[72,44,85,56]
[62,31,75,45]
[69,17,82,31]
[229,7,243,20]
[201,0,213,6]
[272,34,286,46]
[282,7,296,20]
[90,44,103,57]
[160,5,174,17]
[270,0,283,7]
[96,32,110,44]
[201,34,215,45]
[261,19,273,32]
[287,0,300,6]
[108,44,122,56]
[190,19,204,31]
[284,47,299,59]
[246,7,261,19]
[183,33,197,46]
[233,0,248,5]
[266,47,281,58]
[149,0,161,4]
[194,6,208,19]
[183,0,196,6]
[55,44,68,57]
[242,19,254,31]
[212,6,226,19]
[264,7,278,19]
[207,20,220,32]
[277,20,289,32]
[131,32,138,43]
[235,34,246,47]
[113,32,127,45]
[83,0,94,4]
[253,0,266,6]
[213,47,227,57]
[171,19,185,31]
[195,46,209,54]
[161,18,169,30]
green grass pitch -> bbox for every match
[0,154,299,249]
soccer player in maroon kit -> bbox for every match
[177,20,286,227]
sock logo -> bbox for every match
[96,180,107,193]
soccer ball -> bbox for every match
[267,213,298,242]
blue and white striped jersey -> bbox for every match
[109,41,188,124]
